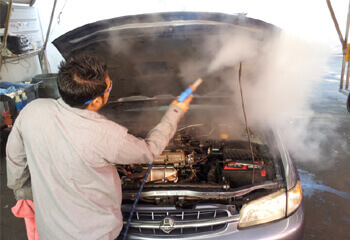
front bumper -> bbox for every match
[127,204,304,240]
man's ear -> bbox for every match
[86,96,103,111]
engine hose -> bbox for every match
[121,162,153,240]
[238,62,256,184]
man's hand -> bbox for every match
[171,95,193,113]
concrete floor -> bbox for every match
[1,56,349,240]
[292,56,350,240]
[1,129,27,240]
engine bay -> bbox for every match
[117,125,279,205]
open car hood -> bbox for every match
[53,12,279,100]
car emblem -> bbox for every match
[160,217,175,233]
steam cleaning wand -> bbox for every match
[121,78,202,240]
[177,78,203,102]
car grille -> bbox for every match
[119,204,238,237]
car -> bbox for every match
[53,12,304,240]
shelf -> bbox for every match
[2,49,42,63]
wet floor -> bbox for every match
[291,55,350,240]
[298,169,350,200]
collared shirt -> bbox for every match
[6,98,184,240]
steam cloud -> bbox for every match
[207,33,260,73]
[180,31,335,163]
[101,16,339,164]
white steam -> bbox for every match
[182,31,333,162]
[207,34,260,73]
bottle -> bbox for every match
[21,89,28,107]
[14,91,23,112]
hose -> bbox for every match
[238,62,256,184]
[121,162,153,240]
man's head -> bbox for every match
[57,54,112,111]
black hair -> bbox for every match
[57,54,108,108]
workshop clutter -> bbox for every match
[2,110,12,126]
[0,82,36,111]
[0,35,32,55]
[0,81,40,127]
[13,89,28,112]
[0,81,31,94]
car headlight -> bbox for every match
[238,189,286,228]
[238,181,302,228]
[287,181,303,215]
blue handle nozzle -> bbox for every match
[177,78,203,102]
[177,87,194,102]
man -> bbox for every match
[6,55,192,239]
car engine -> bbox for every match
[117,126,276,195]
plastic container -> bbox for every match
[0,82,40,124]
[21,89,28,107]
[14,94,23,111]
[2,110,13,126]
[0,82,40,102]
[31,74,60,99]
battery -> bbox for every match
[222,160,266,187]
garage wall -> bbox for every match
[7,5,43,48]
[0,4,43,126]
[0,4,43,83]
[1,56,42,82]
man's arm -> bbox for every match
[114,100,189,165]
[6,118,32,200]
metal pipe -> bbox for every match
[344,1,350,45]
[142,183,226,189]
[0,0,13,76]
[326,0,347,89]
[347,69,350,89]
[39,0,58,73]
[344,1,350,90]
[326,0,346,50]
[346,50,350,89]
[340,55,347,90]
